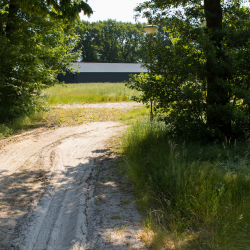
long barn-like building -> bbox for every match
[57,62,148,83]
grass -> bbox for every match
[0,107,127,138]
[2,82,250,249]
[0,106,148,138]
[118,106,149,124]
[0,82,147,138]
[122,119,250,249]
[43,82,140,104]
[0,111,46,138]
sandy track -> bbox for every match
[0,122,146,250]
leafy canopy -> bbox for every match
[127,0,250,141]
[74,20,145,63]
[0,0,92,122]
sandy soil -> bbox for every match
[0,120,147,250]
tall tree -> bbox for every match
[0,0,92,122]
[204,0,231,137]
[116,22,145,63]
[127,0,250,140]
[98,20,121,63]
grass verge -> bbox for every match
[122,119,250,249]
[0,111,46,138]
[43,83,139,104]
[0,106,148,138]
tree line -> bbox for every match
[74,20,170,63]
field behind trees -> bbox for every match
[43,83,140,104]
[0,83,147,138]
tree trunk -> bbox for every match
[6,0,19,38]
[204,0,231,139]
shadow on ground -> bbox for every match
[0,148,145,250]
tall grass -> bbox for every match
[0,111,46,138]
[43,83,139,104]
[122,120,250,249]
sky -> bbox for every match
[79,0,148,23]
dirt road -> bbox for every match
[0,121,147,250]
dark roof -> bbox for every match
[71,62,148,73]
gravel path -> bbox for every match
[0,122,147,250]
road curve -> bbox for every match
[0,122,146,250]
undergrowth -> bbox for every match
[122,119,250,249]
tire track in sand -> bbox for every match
[0,122,147,250]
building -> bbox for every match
[57,62,148,83]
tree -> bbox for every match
[74,21,102,62]
[127,0,250,141]
[0,0,92,122]
[75,20,145,63]
[116,22,145,63]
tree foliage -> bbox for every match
[74,20,146,63]
[127,0,250,141]
[74,19,171,63]
[0,0,92,122]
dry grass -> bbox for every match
[44,107,127,127]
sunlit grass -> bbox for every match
[0,82,145,138]
[0,106,149,138]
[0,108,126,138]
[43,82,140,104]
[122,119,250,249]
[44,107,127,127]
[118,106,149,124]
